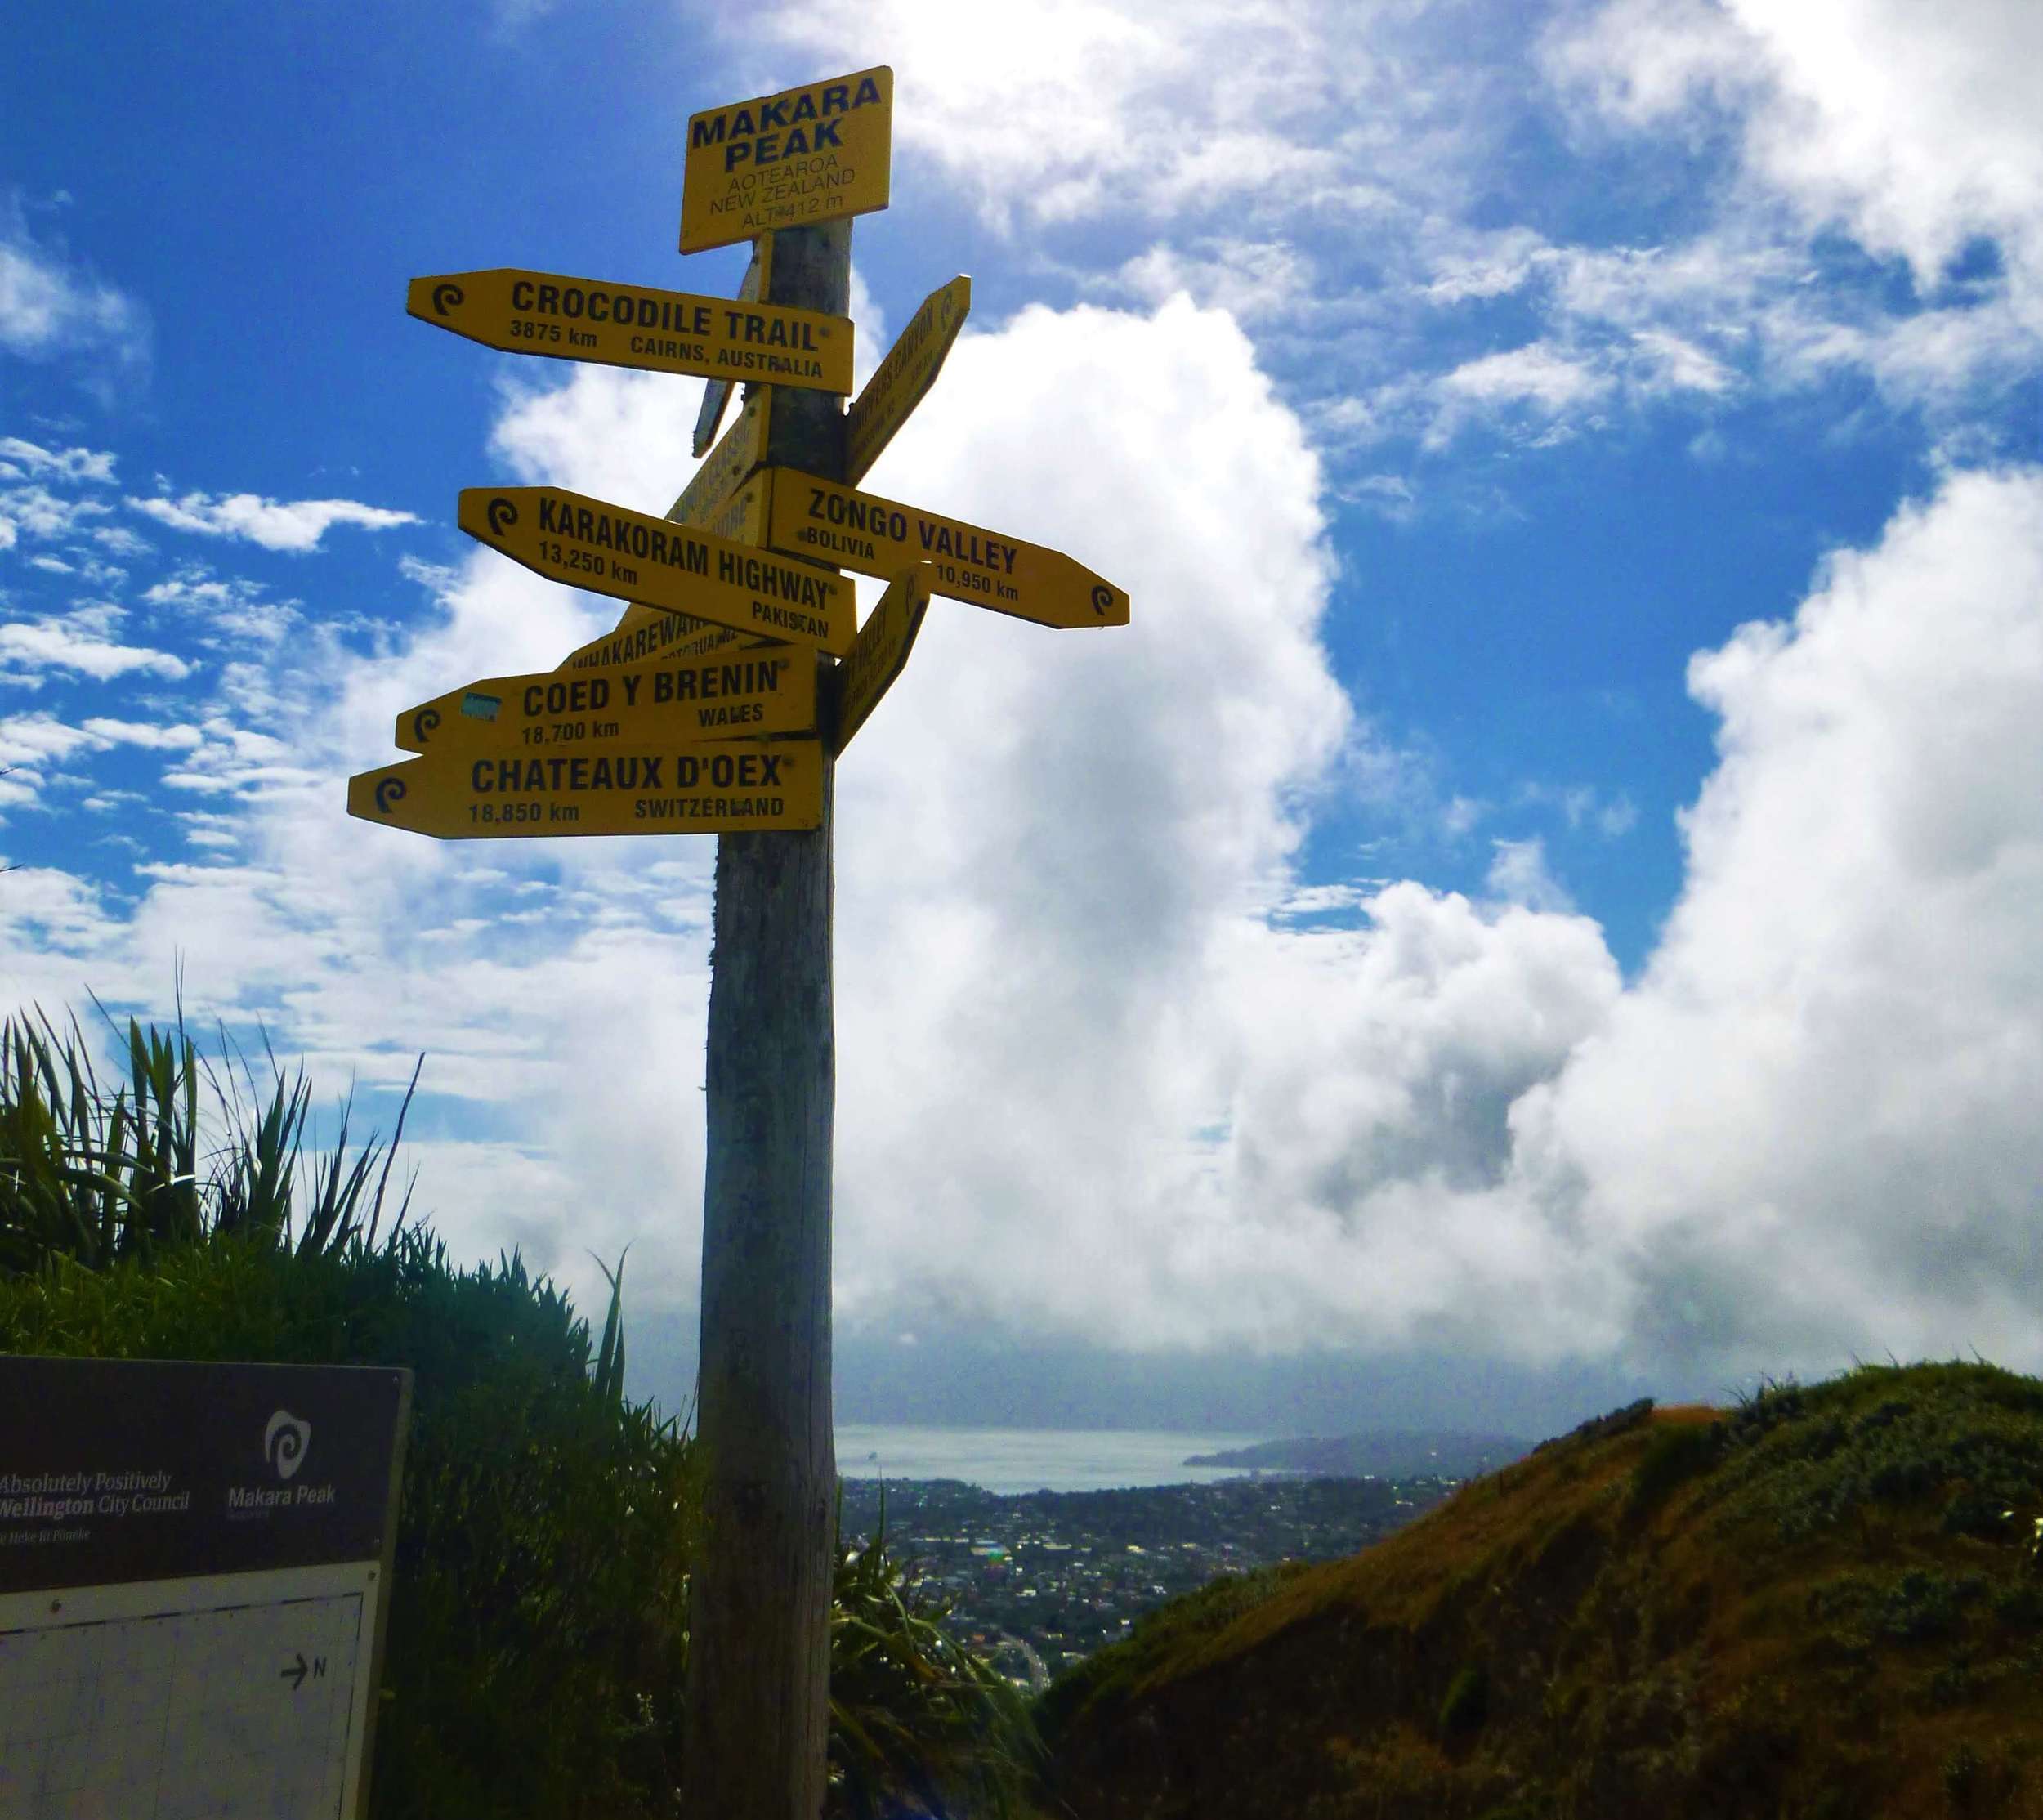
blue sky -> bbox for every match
[4,1,2039,1433]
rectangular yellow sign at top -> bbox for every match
[407,270,851,393]
[681,67,893,254]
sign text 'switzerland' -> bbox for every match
[681,68,892,253]
[348,740,824,838]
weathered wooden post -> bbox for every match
[684,216,849,1819]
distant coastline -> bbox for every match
[1180,1429,1530,1480]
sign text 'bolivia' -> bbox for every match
[765,470,1130,629]
[397,650,815,756]
[348,740,824,838]
[460,484,854,656]
[682,68,892,253]
[409,270,851,393]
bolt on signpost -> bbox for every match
[349,61,1129,1818]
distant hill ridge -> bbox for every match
[1182,1429,1531,1480]
[1044,1362,2043,1819]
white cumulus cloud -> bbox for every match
[127,491,420,552]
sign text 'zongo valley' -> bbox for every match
[681,67,892,253]
[459,484,854,655]
[408,270,852,393]
[348,739,825,838]
[397,651,815,755]
[765,469,1131,629]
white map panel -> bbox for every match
[0,1564,374,1820]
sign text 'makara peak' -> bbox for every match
[681,67,892,253]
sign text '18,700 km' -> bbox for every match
[459,484,854,656]
[408,270,851,393]
[347,739,825,838]
[397,650,816,756]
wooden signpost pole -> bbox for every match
[683,218,849,1819]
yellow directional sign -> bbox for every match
[670,391,771,531]
[558,605,758,673]
[348,740,824,838]
[845,276,970,485]
[406,269,852,395]
[763,469,1131,630]
[460,480,853,656]
[396,650,815,757]
[681,67,893,254]
[829,567,932,755]
[694,237,772,455]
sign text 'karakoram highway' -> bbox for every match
[682,67,892,253]
[397,650,816,756]
[764,470,1131,629]
[348,739,825,838]
[459,484,854,656]
[844,275,969,485]
[408,271,852,393]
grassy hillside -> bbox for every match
[1038,1363,2043,1819]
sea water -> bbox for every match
[834,1424,1274,1494]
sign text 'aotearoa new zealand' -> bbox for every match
[681,68,892,253]
[459,485,853,656]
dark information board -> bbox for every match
[0,1357,409,1595]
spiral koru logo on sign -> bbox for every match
[487,497,518,537]
[411,708,441,746]
[1091,585,1113,617]
[264,1408,311,1482]
[431,282,464,317]
[374,776,407,814]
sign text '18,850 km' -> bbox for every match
[348,739,825,838]
[459,483,854,656]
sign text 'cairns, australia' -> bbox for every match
[350,738,825,839]
[681,68,892,253]
[409,269,851,393]
[458,483,854,655]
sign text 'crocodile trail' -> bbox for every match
[408,269,850,393]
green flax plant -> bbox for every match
[0,1001,418,1276]
[829,1489,1044,1820]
